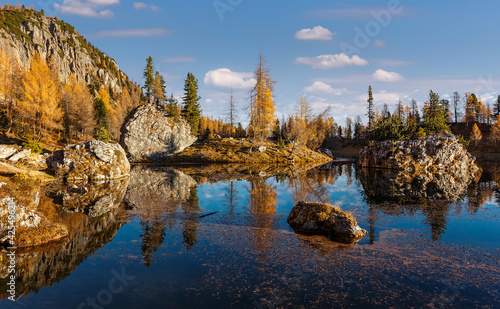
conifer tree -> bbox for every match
[153,70,166,106]
[489,117,500,144]
[22,51,61,141]
[182,72,202,135]
[367,86,375,129]
[249,54,275,141]
[143,56,154,103]
[470,123,482,146]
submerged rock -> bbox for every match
[120,104,197,162]
[287,201,367,244]
[48,140,130,182]
[358,133,479,173]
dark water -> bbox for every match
[1,162,499,308]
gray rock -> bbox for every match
[287,201,367,244]
[8,148,31,163]
[358,133,479,174]
[0,145,19,159]
[48,140,130,182]
[0,197,41,230]
[120,104,197,162]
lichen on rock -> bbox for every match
[48,140,130,183]
[358,133,479,173]
[287,201,367,244]
[120,104,197,162]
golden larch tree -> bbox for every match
[489,117,500,144]
[470,123,482,146]
[22,51,61,141]
[249,54,275,141]
[61,74,93,142]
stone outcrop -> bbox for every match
[0,9,131,94]
[48,140,130,182]
[287,201,367,244]
[120,104,197,162]
[358,133,479,173]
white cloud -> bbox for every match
[295,26,335,41]
[372,69,405,82]
[304,81,347,95]
[89,28,170,38]
[204,68,256,89]
[133,2,160,11]
[373,40,386,47]
[54,0,119,18]
[164,56,196,63]
[295,53,368,69]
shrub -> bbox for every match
[22,140,42,154]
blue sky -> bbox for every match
[22,0,500,126]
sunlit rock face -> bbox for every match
[358,167,481,202]
[48,140,130,182]
[124,166,197,217]
[358,133,479,174]
[61,178,129,217]
[120,104,197,162]
[287,201,367,244]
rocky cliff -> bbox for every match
[358,133,479,173]
[120,104,197,162]
[0,7,132,94]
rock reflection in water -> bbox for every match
[0,196,127,300]
[124,165,199,264]
[61,178,129,217]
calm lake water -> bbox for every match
[1,162,499,308]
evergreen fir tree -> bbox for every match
[182,72,202,135]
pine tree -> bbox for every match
[422,90,450,133]
[61,75,93,142]
[143,56,154,103]
[367,85,375,129]
[94,97,110,142]
[153,71,166,106]
[396,99,404,119]
[249,54,275,141]
[166,94,180,121]
[470,123,482,146]
[182,72,202,135]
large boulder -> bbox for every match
[287,201,367,244]
[48,140,130,182]
[358,133,479,173]
[120,104,197,162]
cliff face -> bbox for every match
[0,8,130,94]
